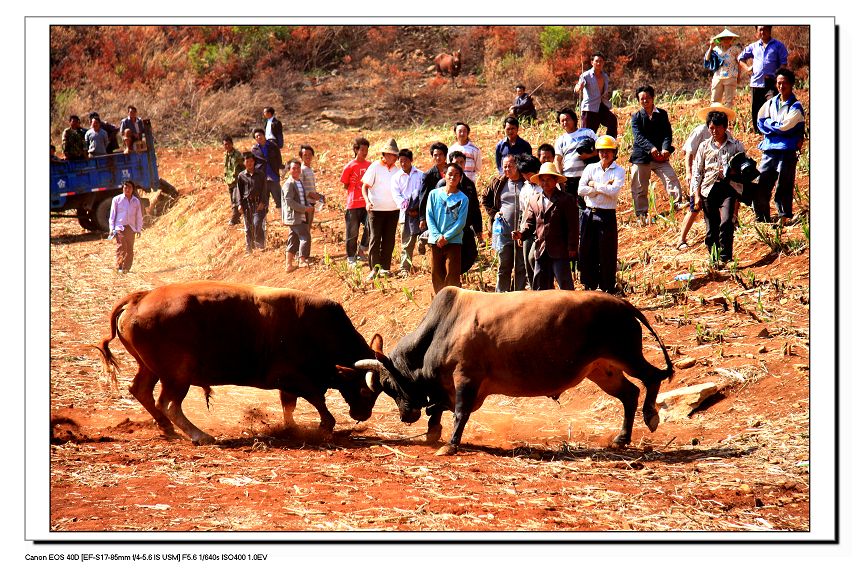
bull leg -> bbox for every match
[128,366,179,439]
[426,404,446,444]
[641,379,661,433]
[435,384,477,456]
[160,381,216,445]
[588,365,640,447]
[279,390,298,429]
[617,351,667,434]
[302,392,337,437]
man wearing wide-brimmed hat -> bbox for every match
[513,162,578,291]
[705,28,742,106]
[361,138,401,279]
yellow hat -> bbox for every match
[595,135,618,150]
[529,161,567,184]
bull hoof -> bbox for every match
[644,410,660,432]
[192,434,217,446]
[426,424,443,444]
[434,444,459,456]
[611,434,631,448]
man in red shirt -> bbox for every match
[340,137,371,266]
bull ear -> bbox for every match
[370,333,384,354]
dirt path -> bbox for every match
[48,136,810,533]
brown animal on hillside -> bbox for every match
[356,287,673,455]
[93,281,384,444]
[429,50,461,85]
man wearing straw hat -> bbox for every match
[361,138,401,279]
[678,102,737,250]
[705,28,742,106]
[513,162,578,291]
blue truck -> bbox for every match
[50,119,177,232]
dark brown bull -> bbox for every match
[93,281,382,444]
[356,287,673,456]
[432,50,461,84]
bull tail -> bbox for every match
[90,290,147,390]
[202,385,213,410]
[628,303,674,382]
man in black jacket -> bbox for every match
[629,85,683,224]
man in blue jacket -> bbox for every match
[629,85,683,224]
[756,68,804,225]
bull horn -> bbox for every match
[365,371,382,393]
[354,359,384,373]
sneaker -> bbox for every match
[397,268,411,279]
[365,270,378,282]
[377,269,392,278]
[677,242,689,251]
[347,257,357,267]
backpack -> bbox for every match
[704,50,724,72]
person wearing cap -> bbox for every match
[578,135,625,293]
[705,28,742,106]
[426,163,470,293]
[678,103,737,250]
[509,84,537,123]
[629,85,684,223]
[738,26,789,134]
[574,52,618,138]
[361,139,401,279]
[494,116,532,174]
[756,67,804,225]
[691,110,747,268]
[108,180,144,273]
[513,162,578,291]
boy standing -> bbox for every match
[282,159,315,272]
[340,137,371,266]
[223,136,244,225]
[108,180,144,273]
[427,163,469,293]
[236,151,268,252]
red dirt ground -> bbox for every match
[48,123,810,535]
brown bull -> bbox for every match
[356,287,673,455]
[432,50,461,84]
[93,281,382,444]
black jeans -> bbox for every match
[345,207,369,258]
[578,207,617,292]
[702,182,737,263]
[367,210,399,272]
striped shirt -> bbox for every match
[691,135,746,198]
[448,141,482,182]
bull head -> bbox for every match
[353,356,425,424]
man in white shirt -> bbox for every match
[390,148,425,275]
[361,139,401,279]
[108,180,144,273]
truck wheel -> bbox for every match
[75,208,99,231]
[94,197,113,232]
[158,178,178,198]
